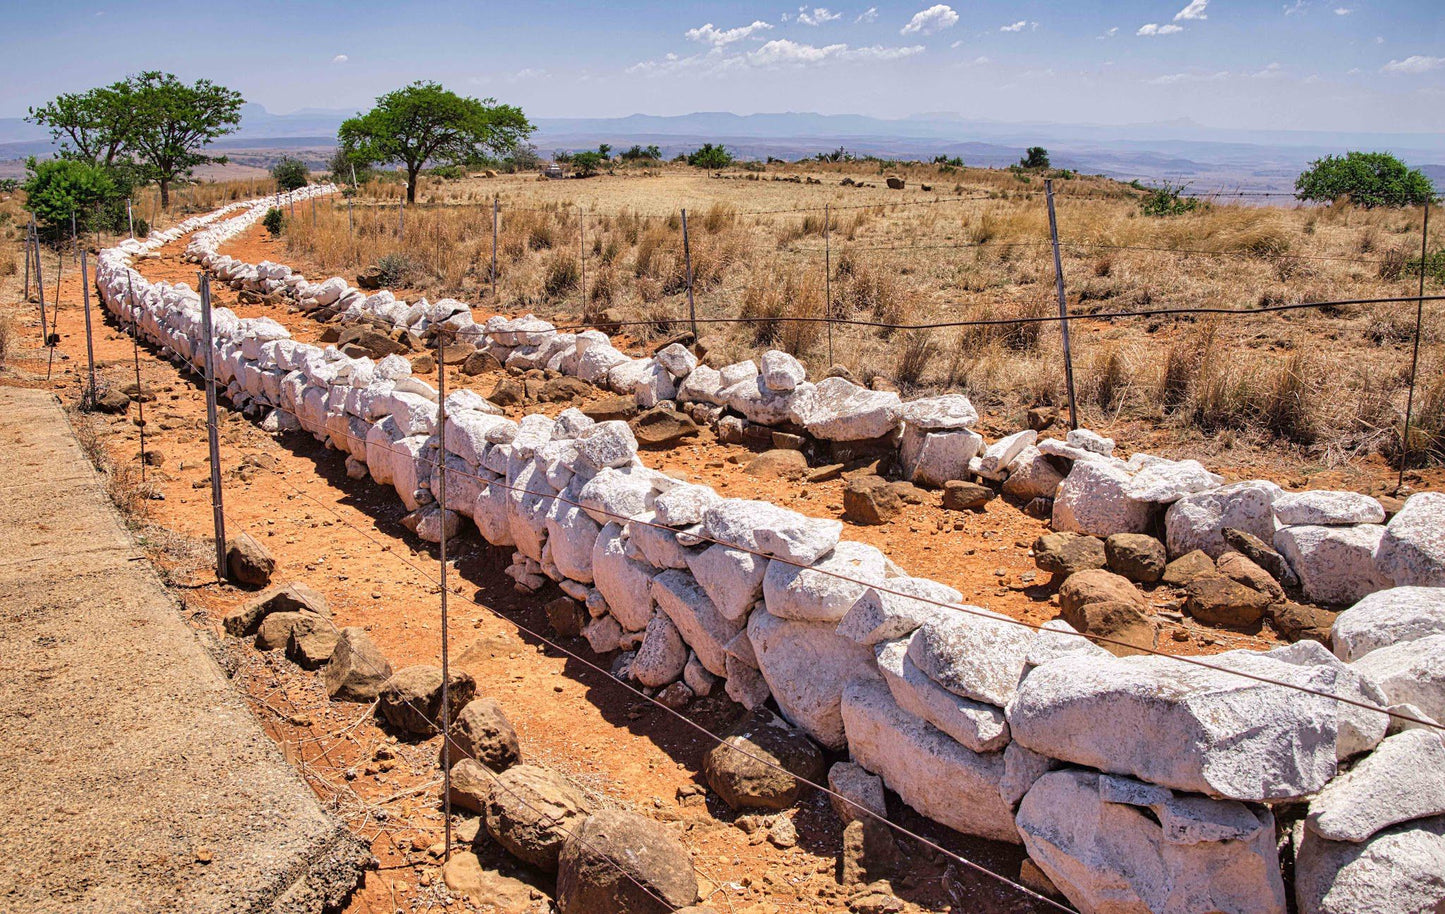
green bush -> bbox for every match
[570,151,605,177]
[374,252,413,286]
[687,143,734,172]
[1140,181,1205,217]
[1295,151,1435,208]
[428,164,467,180]
[1019,146,1050,169]
[22,157,130,242]
[262,207,285,236]
[270,156,310,192]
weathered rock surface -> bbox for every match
[828,761,887,825]
[906,608,1032,707]
[875,636,1009,752]
[900,394,978,429]
[446,697,522,772]
[287,613,341,668]
[842,475,902,525]
[1016,770,1286,914]
[1162,549,1217,586]
[1217,550,1285,602]
[1033,532,1107,578]
[1123,458,1222,504]
[1331,586,1445,662]
[483,764,591,872]
[556,809,699,914]
[223,580,330,637]
[1002,445,1066,501]
[652,569,746,677]
[1104,533,1167,583]
[837,578,964,645]
[1275,490,1386,526]
[632,612,688,687]
[787,377,902,441]
[1166,481,1282,559]
[441,851,546,912]
[1307,730,1445,844]
[1374,492,1445,586]
[378,664,476,737]
[226,532,276,587]
[1185,575,1274,628]
[1058,569,1147,617]
[761,541,887,623]
[747,608,875,750]
[323,626,393,701]
[1276,524,1392,606]
[1052,460,1151,538]
[703,710,827,811]
[840,678,1018,843]
[1351,634,1445,725]
[1294,815,1445,914]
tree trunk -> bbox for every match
[406,165,418,204]
[159,178,171,210]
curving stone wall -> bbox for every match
[94,192,1445,914]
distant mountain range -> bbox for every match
[3,104,1442,192]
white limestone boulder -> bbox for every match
[1052,459,1152,538]
[1165,480,1284,559]
[577,467,654,526]
[761,541,887,623]
[786,377,902,441]
[1275,490,1387,526]
[1276,524,1392,606]
[1374,492,1445,587]
[900,394,978,430]
[1294,815,1445,914]
[723,376,798,426]
[654,343,697,379]
[652,483,721,527]
[1001,445,1065,501]
[1123,458,1223,504]
[591,523,657,632]
[976,429,1038,479]
[747,608,875,750]
[840,678,1018,843]
[575,421,638,471]
[702,499,840,565]
[1307,729,1445,844]
[898,426,983,488]
[906,607,1033,708]
[1331,587,1445,662]
[544,500,601,584]
[759,349,806,392]
[837,577,965,646]
[651,569,746,677]
[1351,634,1445,725]
[684,544,766,622]
[676,365,724,404]
[632,612,688,687]
[874,636,1009,752]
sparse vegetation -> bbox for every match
[262,206,285,236]
[1295,151,1435,208]
[687,144,734,173]
[270,156,310,192]
[1019,146,1050,169]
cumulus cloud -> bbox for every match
[1382,55,1445,74]
[1000,20,1037,32]
[686,20,773,46]
[1251,62,1284,78]
[1174,0,1208,20]
[796,7,842,26]
[331,54,348,63]
[901,4,959,35]
[856,6,878,22]
[1137,23,1184,35]
[748,38,920,65]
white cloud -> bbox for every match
[856,7,878,23]
[1174,0,1208,20]
[796,7,842,26]
[1137,23,1184,35]
[1098,26,1119,38]
[901,4,959,35]
[1283,0,1307,14]
[1000,20,1038,32]
[1333,6,1353,13]
[1382,55,1445,74]
[685,20,773,46]
[331,54,348,63]
[746,38,921,65]
[1148,69,1228,84]
[1346,67,1362,74]
[973,56,990,65]
[1251,61,1284,78]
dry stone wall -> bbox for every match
[95,191,1445,914]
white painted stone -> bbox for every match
[1375,492,1445,587]
[1294,816,1445,914]
[1017,769,1286,914]
[840,678,1018,843]
[652,483,721,527]
[786,377,902,441]
[591,523,657,632]
[651,569,746,677]
[1308,730,1445,844]
[632,612,688,687]
[907,607,1033,707]
[1276,524,1392,606]
[747,609,876,750]
[1351,634,1445,727]
[1165,480,1283,559]
[900,394,978,430]
[874,636,1009,752]
[685,543,766,622]
[1123,458,1223,504]
[837,577,965,646]
[1275,490,1387,526]
[1001,445,1066,501]
[759,349,806,392]
[654,343,697,379]
[977,429,1038,479]
[1052,459,1152,538]
[1065,428,1115,456]
[1332,587,1445,662]
[575,420,638,471]
[577,466,654,526]
[761,542,887,623]
[899,426,983,488]
[676,365,724,404]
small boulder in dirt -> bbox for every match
[1217,551,1285,602]
[488,377,526,408]
[838,818,903,887]
[745,449,809,480]
[885,177,905,190]
[323,627,393,702]
[92,387,131,414]
[539,375,593,403]
[484,764,591,872]
[378,664,477,736]
[942,481,995,511]
[1104,533,1167,584]
[582,395,639,422]
[1058,569,1147,617]
[843,476,903,525]
[254,611,316,651]
[631,408,699,449]
[441,849,545,911]
[1026,406,1059,431]
[1222,526,1299,588]
[546,596,588,637]
[1033,532,1106,578]
[446,697,522,772]
[287,614,341,668]
[1268,601,1337,644]
[223,580,329,637]
[1064,601,1158,656]
[1161,549,1216,586]
[828,762,887,825]
[226,533,275,588]
[460,350,503,376]
[1184,575,1273,628]
[447,758,493,813]
[704,710,827,812]
[556,808,699,914]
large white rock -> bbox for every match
[900,394,978,430]
[1052,459,1152,538]
[759,349,806,392]
[577,467,654,526]
[1166,480,1283,559]
[840,678,1018,843]
[907,608,1033,707]
[702,499,839,564]
[505,462,552,562]
[651,569,746,677]
[633,362,677,409]
[632,612,688,687]
[976,429,1038,479]
[1123,458,1223,504]
[654,342,697,379]
[575,421,638,471]
[473,478,515,547]
[1332,587,1445,662]
[544,500,601,584]
[1275,490,1387,526]
[1016,770,1286,914]
[837,577,965,645]
[1001,445,1066,501]
[761,542,887,623]
[718,359,759,388]
[1351,634,1445,725]
[1294,816,1445,914]
[786,377,902,441]
[591,523,657,632]
[676,365,724,404]
[874,636,1009,752]
[1374,492,1445,587]
[724,376,798,426]
[684,544,766,622]
[747,609,875,750]
[652,483,721,527]
[1007,650,1361,801]
[1066,427,1115,456]
[1307,729,1445,844]
[627,517,692,570]
[898,426,983,488]
[1276,524,1392,606]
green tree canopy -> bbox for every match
[22,157,123,241]
[338,81,532,202]
[687,143,734,173]
[1295,151,1435,208]
[126,72,244,208]
[26,80,140,166]
[271,156,310,191]
[1020,146,1050,169]
[570,150,605,177]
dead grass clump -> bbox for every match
[959,299,1048,352]
[0,313,11,368]
[1087,347,1129,411]
[839,257,902,324]
[894,329,936,389]
[740,270,786,345]
[1402,362,1445,464]
[543,250,580,297]
[701,203,736,234]
[527,220,556,251]
[1256,352,1317,444]
[1159,342,1198,410]
[587,263,617,316]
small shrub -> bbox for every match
[527,222,555,251]
[1139,182,1204,217]
[270,156,310,192]
[374,252,414,286]
[262,207,285,236]
[1378,248,1406,282]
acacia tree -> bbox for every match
[687,143,733,174]
[127,72,244,208]
[1295,151,1435,208]
[27,80,140,166]
[338,82,533,203]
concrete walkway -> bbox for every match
[0,387,366,913]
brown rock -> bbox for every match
[1104,533,1167,584]
[539,375,593,403]
[446,697,522,772]
[582,396,639,422]
[1217,551,1285,602]
[378,664,477,736]
[411,353,437,375]
[839,818,902,886]
[556,808,699,913]
[1026,406,1059,431]
[484,764,591,872]
[323,627,393,702]
[460,350,502,376]
[1162,549,1216,586]
[222,580,329,637]
[1269,601,1337,645]
[488,377,525,408]
[356,266,385,289]
[703,710,827,812]
[1058,569,1147,617]
[1221,527,1299,589]
[771,431,806,451]
[447,758,493,813]
[337,326,404,358]
[885,176,906,190]
[92,387,131,413]
[843,476,902,525]
[287,614,341,668]
[254,611,317,651]
[441,850,544,911]
[631,408,699,448]
[942,481,995,511]
[886,481,927,504]
[546,596,588,637]
[745,449,809,480]
[1184,576,1272,628]
[1064,601,1157,656]
[1033,532,1107,577]
[226,533,275,588]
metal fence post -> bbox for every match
[491,196,499,300]
[1399,194,1432,488]
[200,273,227,578]
[824,203,834,367]
[578,206,587,316]
[81,250,97,406]
[124,272,147,481]
[435,330,453,862]
[128,198,135,239]
[682,208,697,340]
[34,225,48,345]
[1045,179,1080,430]
[23,223,32,301]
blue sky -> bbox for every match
[2,0,1442,133]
